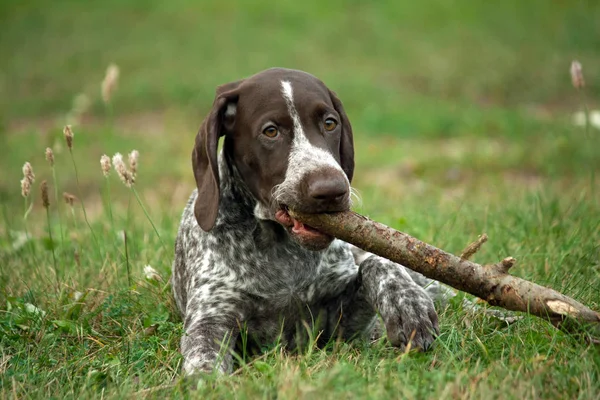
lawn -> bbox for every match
[1,0,599,398]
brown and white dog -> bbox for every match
[172,68,442,375]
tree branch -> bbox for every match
[289,210,600,330]
[460,234,488,260]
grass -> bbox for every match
[1,0,599,398]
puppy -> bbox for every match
[172,68,440,374]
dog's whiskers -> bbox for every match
[349,186,362,208]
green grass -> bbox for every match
[1,0,599,398]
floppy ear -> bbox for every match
[329,89,355,182]
[192,82,242,231]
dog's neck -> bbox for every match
[213,151,254,222]
[219,151,254,208]
[216,151,292,246]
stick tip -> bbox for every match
[499,257,516,272]
[460,233,489,260]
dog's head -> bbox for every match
[192,68,354,250]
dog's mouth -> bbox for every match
[274,206,333,250]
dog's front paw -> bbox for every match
[378,286,439,351]
[181,347,232,376]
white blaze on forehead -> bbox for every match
[280,80,306,147]
[279,80,344,172]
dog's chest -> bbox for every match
[241,242,324,303]
[203,229,339,303]
[191,220,359,310]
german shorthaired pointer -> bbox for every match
[172,68,445,375]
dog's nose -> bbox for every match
[302,168,350,213]
[308,178,348,202]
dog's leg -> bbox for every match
[319,255,439,350]
[359,255,439,350]
[320,278,380,343]
[181,318,238,375]
[330,253,439,350]
[180,295,244,375]
[350,244,455,304]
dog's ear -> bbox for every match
[192,81,243,231]
[328,89,355,182]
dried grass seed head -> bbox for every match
[22,162,35,184]
[21,178,31,198]
[63,192,77,207]
[144,265,163,282]
[63,125,74,149]
[21,162,35,198]
[102,63,120,104]
[128,150,139,177]
[72,93,91,115]
[41,180,50,208]
[45,147,55,167]
[112,152,127,179]
[112,153,135,187]
[100,154,111,177]
[570,60,585,89]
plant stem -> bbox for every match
[45,206,59,289]
[51,166,66,258]
[104,176,115,228]
[131,187,165,247]
[124,231,131,288]
[105,102,115,131]
[576,88,596,198]
[22,196,36,262]
[577,89,591,139]
[123,230,131,366]
[70,206,80,231]
[68,149,102,259]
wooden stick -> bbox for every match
[289,210,600,329]
[460,234,488,260]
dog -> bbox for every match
[172,68,444,375]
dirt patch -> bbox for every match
[7,111,172,137]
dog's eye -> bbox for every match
[324,118,337,132]
[262,126,279,138]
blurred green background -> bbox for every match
[1,1,599,398]
[2,0,600,118]
[1,0,599,209]
[1,0,599,202]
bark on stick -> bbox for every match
[289,210,600,329]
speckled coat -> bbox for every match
[172,68,443,375]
